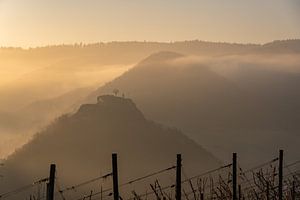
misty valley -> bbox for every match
[0,40,300,199]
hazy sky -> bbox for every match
[0,0,300,47]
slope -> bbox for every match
[0,95,219,199]
[88,51,300,164]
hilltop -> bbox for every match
[89,50,300,164]
[0,95,219,199]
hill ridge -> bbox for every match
[1,95,219,198]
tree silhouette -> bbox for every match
[113,89,119,96]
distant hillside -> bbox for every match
[1,39,300,159]
[0,95,219,199]
[1,39,298,113]
[0,87,95,158]
[261,39,300,53]
[89,51,300,164]
[90,51,258,129]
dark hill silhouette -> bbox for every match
[88,52,263,130]
[88,51,300,164]
[0,95,219,199]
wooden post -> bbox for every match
[112,153,119,200]
[232,153,237,200]
[47,164,56,200]
[176,154,182,200]
[279,150,283,200]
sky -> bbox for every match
[0,0,300,47]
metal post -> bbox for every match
[112,153,119,200]
[176,154,182,200]
[279,150,283,200]
[47,164,56,200]
[233,153,237,200]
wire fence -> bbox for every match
[0,152,299,200]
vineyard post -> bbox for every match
[46,164,56,200]
[112,153,119,200]
[232,153,237,200]
[279,150,283,200]
[176,154,182,200]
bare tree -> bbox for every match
[113,89,119,96]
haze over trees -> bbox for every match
[0,39,299,161]
[0,95,219,199]
[86,41,300,164]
